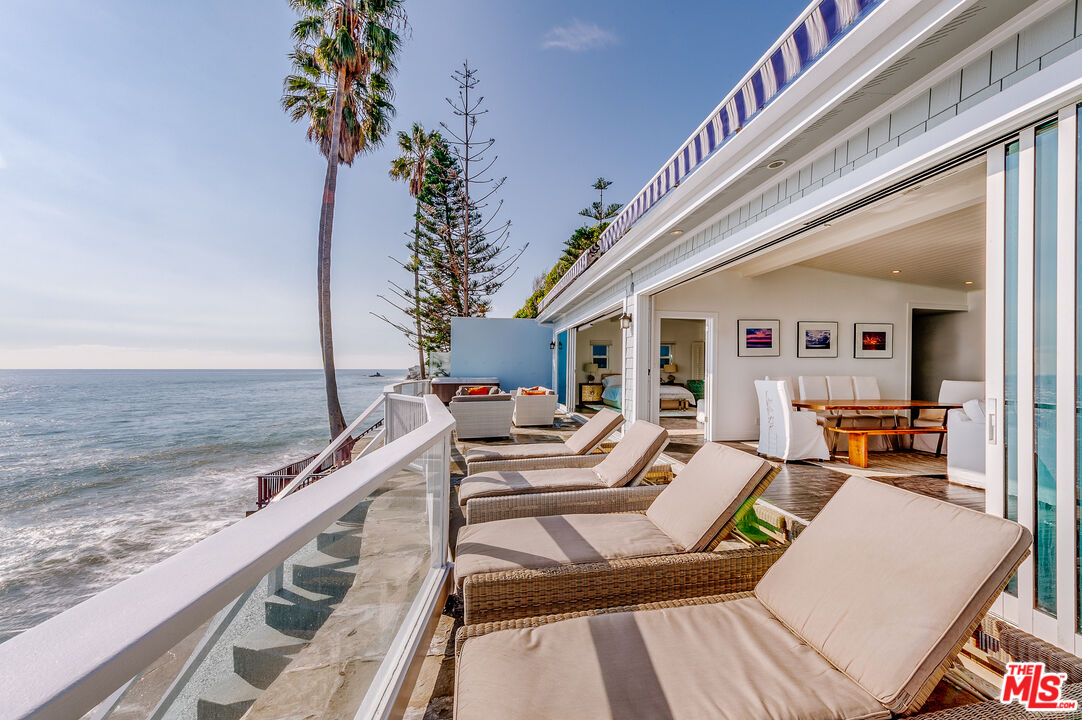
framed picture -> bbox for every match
[796,321,838,358]
[737,319,780,357]
[854,323,894,358]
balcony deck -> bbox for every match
[403,413,989,719]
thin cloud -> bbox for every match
[542,19,617,52]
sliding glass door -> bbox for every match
[990,106,1079,648]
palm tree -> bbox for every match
[579,176,621,225]
[282,0,405,439]
[389,123,438,379]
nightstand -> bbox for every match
[578,382,604,404]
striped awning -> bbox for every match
[540,0,879,312]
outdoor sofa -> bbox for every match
[455,443,783,624]
[464,407,624,474]
[510,386,558,427]
[447,386,514,440]
[454,475,1030,719]
[457,421,669,523]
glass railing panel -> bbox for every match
[86,400,449,720]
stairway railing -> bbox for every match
[1,384,450,720]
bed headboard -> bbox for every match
[601,372,621,379]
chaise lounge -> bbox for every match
[455,443,782,624]
[457,421,669,523]
[464,408,624,474]
[454,476,1030,719]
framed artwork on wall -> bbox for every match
[854,323,894,358]
[796,321,838,358]
[737,319,780,357]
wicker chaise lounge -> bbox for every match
[454,476,1031,720]
[457,421,669,522]
[464,408,624,474]
[455,443,782,624]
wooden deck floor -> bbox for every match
[402,416,988,718]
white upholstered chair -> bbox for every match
[913,380,985,453]
[511,387,557,427]
[947,400,986,488]
[755,380,830,462]
[449,390,515,440]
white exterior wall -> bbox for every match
[654,265,978,440]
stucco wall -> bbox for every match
[450,318,553,392]
[654,265,978,440]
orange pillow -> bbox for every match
[465,386,490,395]
[522,390,548,395]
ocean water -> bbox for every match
[0,369,402,643]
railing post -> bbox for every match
[266,563,284,595]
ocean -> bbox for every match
[0,369,402,643]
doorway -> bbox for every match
[652,312,714,438]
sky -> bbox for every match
[0,0,809,369]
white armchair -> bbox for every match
[947,399,986,488]
[511,387,557,427]
[913,380,985,453]
[449,390,515,440]
[755,379,830,462]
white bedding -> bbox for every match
[659,385,696,402]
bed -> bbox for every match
[598,375,697,411]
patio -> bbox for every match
[403,413,992,719]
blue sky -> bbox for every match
[0,0,808,369]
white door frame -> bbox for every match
[652,310,718,440]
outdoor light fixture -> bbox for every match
[670,229,683,235]
[964,280,974,285]
[619,313,633,330]
[549,341,556,350]
[767,159,786,169]
[891,269,901,275]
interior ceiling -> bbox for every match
[737,160,986,290]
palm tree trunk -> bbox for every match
[316,68,349,441]
[412,212,426,379]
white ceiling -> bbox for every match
[737,161,986,290]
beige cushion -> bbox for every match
[465,442,571,463]
[457,468,604,507]
[454,513,679,589]
[754,476,1031,713]
[455,596,888,720]
[646,443,772,552]
[563,408,624,455]
[593,421,668,487]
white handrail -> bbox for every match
[1,394,452,720]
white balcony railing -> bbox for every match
[0,380,451,720]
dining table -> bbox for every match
[789,399,963,467]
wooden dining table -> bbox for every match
[789,399,963,467]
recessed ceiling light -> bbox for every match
[767,159,786,170]
[891,269,901,275]
[964,280,974,285]
[822,222,832,228]
[670,229,683,235]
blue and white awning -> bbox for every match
[541,0,880,311]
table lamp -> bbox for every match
[583,363,599,382]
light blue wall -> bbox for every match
[450,317,553,391]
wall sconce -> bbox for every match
[550,341,556,350]
[619,313,632,331]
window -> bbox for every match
[591,344,609,370]
[659,344,674,368]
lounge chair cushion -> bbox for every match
[453,513,680,589]
[457,468,604,507]
[455,596,888,720]
[645,444,772,552]
[593,421,668,487]
[465,442,572,464]
[563,408,624,455]
[754,476,1031,713]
